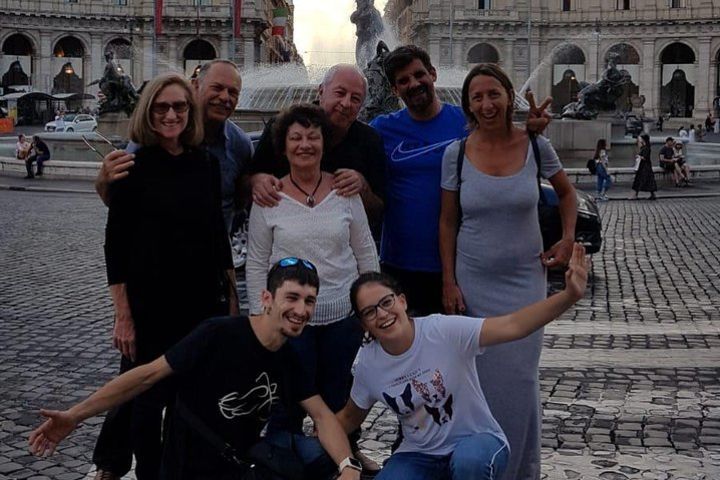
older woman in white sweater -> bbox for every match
[246,103,379,441]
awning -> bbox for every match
[0,92,95,101]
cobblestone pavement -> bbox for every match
[2,190,720,479]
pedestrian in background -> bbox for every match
[593,138,612,201]
[24,135,50,179]
[630,133,657,200]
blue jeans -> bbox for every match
[263,430,336,479]
[376,433,509,480]
[596,163,612,193]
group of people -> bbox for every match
[15,133,50,179]
[29,46,588,480]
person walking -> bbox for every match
[630,133,657,200]
[437,63,576,480]
[594,138,612,200]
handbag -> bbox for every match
[633,155,642,171]
[175,400,306,480]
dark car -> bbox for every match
[539,182,602,254]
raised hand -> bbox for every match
[28,409,78,457]
[564,243,590,301]
[525,90,553,135]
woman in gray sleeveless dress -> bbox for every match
[439,64,577,480]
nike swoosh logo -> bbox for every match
[391,139,459,162]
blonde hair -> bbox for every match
[127,73,203,147]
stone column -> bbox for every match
[429,38,441,68]
[220,35,230,60]
[142,35,154,83]
[38,31,53,92]
[587,40,599,83]
[695,37,711,118]
[167,36,178,73]
[640,39,656,116]
[88,34,103,96]
[504,39,515,83]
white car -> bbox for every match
[45,114,97,133]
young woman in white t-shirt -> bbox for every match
[337,244,589,480]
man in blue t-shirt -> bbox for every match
[370,45,467,316]
[371,45,552,317]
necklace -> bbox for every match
[290,173,323,207]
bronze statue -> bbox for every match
[88,52,139,116]
[351,0,384,68]
[359,41,399,122]
[561,53,628,120]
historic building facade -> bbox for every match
[0,0,301,97]
[383,0,720,118]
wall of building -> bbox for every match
[384,0,720,118]
[0,0,301,97]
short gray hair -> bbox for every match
[196,59,241,83]
[321,64,368,94]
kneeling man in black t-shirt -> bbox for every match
[29,258,363,480]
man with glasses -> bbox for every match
[29,258,363,480]
[91,60,253,480]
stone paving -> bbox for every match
[1,189,720,479]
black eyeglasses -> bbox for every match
[271,257,317,273]
[358,294,396,322]
[150,101,190,115]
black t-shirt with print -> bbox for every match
[161,316,315,479]
[659,145,675,161]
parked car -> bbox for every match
[540,182,602,255]
[45,114,97,133]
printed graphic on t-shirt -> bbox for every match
[390,139,457,163]
[381,368,454,434]
[218,371,278,422]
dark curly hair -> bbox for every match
[271,103,332,158]
[383,45,435,86]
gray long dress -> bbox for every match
[441,136,562,480]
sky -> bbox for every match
[292,0,388,66]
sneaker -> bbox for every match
[93,469,120,480]
[601,194,609,201]
[23,175,34,179]
[353,450,381,474]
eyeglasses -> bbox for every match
[358,294,396,322]
[150,101,190,115]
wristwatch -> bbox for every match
[338,456,362,474]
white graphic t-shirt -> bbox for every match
[351,314,508,456]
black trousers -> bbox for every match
[380,264,443,317]
[93,355,175,480]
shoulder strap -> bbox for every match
[529,134,548,205]
[456,138,467,227]
[175,400,251,470]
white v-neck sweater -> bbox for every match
[246,191,379,325]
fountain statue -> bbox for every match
[351,0,385,68]
[359,41,400,122]
[89,52,139,117]
[561,53,628,120]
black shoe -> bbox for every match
[35,171,43,177]
[23,174,34,179]
[650,194,657,200]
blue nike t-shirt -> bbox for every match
[371,104,467,272]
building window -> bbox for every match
[65,0,78,3]
[562,0,571,12]
[116,0,127,5]
[669,0,683,6]
[478,0,490,9]
[192,0,209,5]
[617,0,629,9]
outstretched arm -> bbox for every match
[336,398,371,435]
[29,356,172,456]
[480,244,588,347]
[302,396,361,480]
